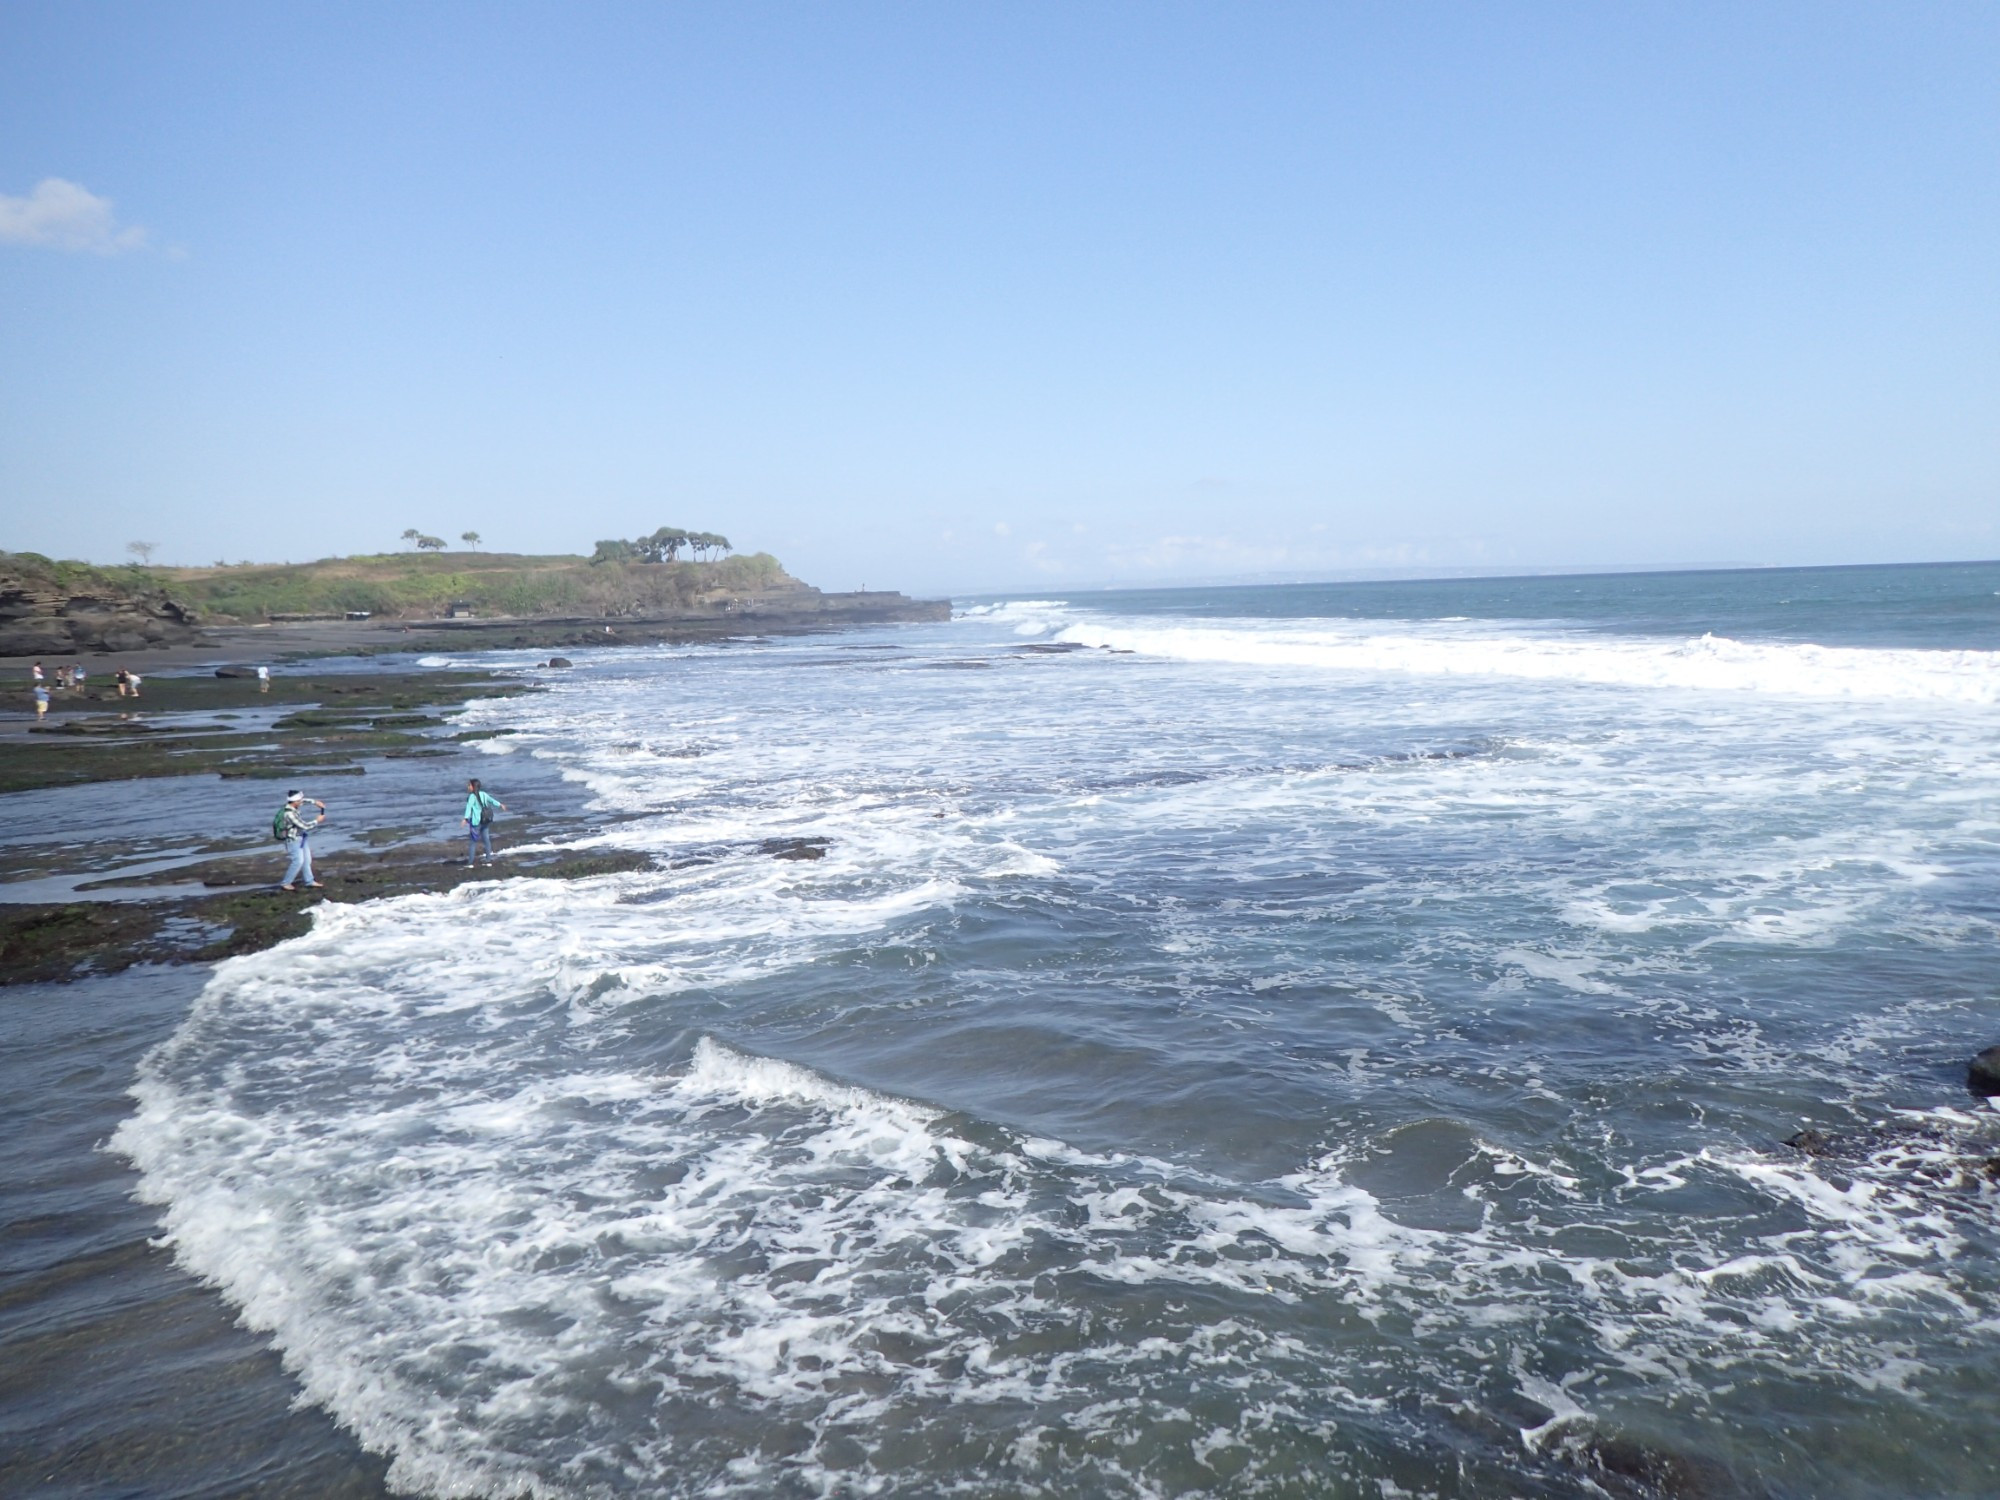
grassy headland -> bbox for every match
[155,549,793,622]
[3,545,944,660]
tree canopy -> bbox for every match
[591,528,733,565]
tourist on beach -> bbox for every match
[72,665,86,692]
[257,664,270,693]
[278,790,327,891]
[127,671,142,698]
[462,778,507,866]
[115,668,130,697]
[33,682,49,719]
[30,661,43,686]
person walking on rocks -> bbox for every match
[278,790,327,891]
[32,681,49,720]
[257,665,270,693]
[462,778,506,866]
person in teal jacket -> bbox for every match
[462,778,507,866]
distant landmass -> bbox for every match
[0,548,949,657]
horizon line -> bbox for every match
[941,555,2000,600]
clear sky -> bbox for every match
[3,2,1995,594]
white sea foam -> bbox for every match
[116,990,2000,1496]
[1053,616,2000,702]
[109,596,2000,1496]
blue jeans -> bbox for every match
[466,822,493,862]
[282,837,315,887]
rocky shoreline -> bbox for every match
[0,658,660,985]
[0,562,200,657]
[0,644,861,986]
[0,584,951,990]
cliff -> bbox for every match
[0,553,201,657]
[0,548,950,658]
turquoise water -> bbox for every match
[107,562,2000,1497]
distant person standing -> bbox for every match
[277,790,327,891]
[461,778,507,866]
[32,682,49,720]
[115,668,131,697]
[30,661,43,687]
[257,664,271,693]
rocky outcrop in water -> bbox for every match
[1969,1045,2000,1097]
[0,554,201,657]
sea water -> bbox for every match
[112,563,2000,1497]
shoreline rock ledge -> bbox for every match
[0,557,199,656]
[1968,1045,2000,1098]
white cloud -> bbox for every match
[0,178,149,253]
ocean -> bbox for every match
[25,562,2000,1497]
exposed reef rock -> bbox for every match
[0,554,201,657]
[1968,1044,2000,1098]
[760,837,830,861]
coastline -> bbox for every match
[1,583,954,676]
[0,659,657,982]
[0,651,597,1496]
[0,602,919,979]
[0,625,861,1496]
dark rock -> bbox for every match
[1969,1045,2000,1098]
[1582,1434,1739,1499]
[1784,1128,1834,1156]
[0,844,657,984]
[0,558,199,655]
[545,656,573,668]
[761,837,830,862]
[214,664,261,678]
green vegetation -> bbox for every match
[594,526,733,564]
[1,549,170,596]
[153,548,790,621]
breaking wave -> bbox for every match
[1049,617,2000,702]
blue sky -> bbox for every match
[3,2,1995,593]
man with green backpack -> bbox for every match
[274,790,327,891]
[462,778,507,866]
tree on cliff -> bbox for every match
[636,527,690,563]
[126,541,158,566]
[592,527,733,564]
[401,528,422,548]
[416,534,447,551]
[461,531,481,549]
